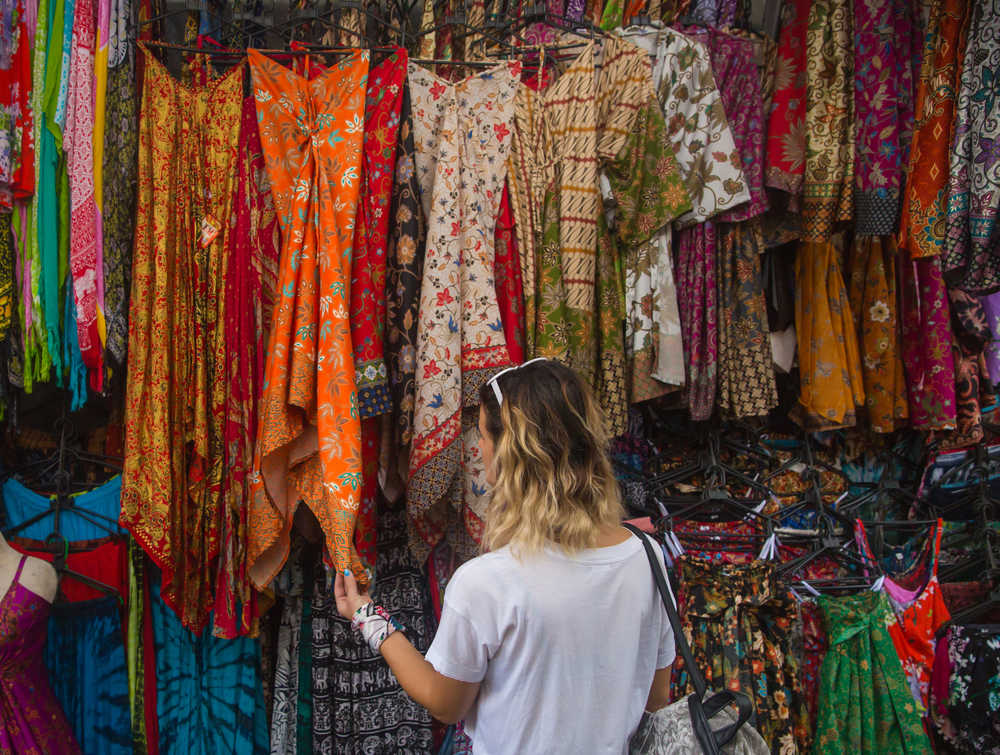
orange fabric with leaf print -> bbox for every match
[247,49,370,590]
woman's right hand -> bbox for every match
[334,569,373,620]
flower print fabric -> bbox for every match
[853,0,920,235]
[121,48,243,631]
[620,27,748,399]
[352,49,406,421]
[407,61,520,563]
[899,0,972,259]
[814,591,933,754]
[939,287,997,449]
[766,0,809,198]
[847,236,909,433]
[715,220,778,419]
[794,237,866,429]
[671,558,810,754]
[349,49,406,578]
[247,49,370,590]
[634,26,749,228]
[944,0,1000,293]
[382,84,426,490]
[0,0,33,210]
[690,26,775,419]
[944,626,1000,752]
[802,0,855,241]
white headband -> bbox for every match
[486,357,549,406]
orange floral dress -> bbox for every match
[247,49,370,589]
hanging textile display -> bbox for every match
[494,182,527,366]
[247,49,370,589]
[406,60,520,562]
[311,497,435,753]
[766,0,809,199]
[847,236,909,433]
[944,0,1000,293]
[215,93,280,639]
[794,236,866,429]
[121,48,243,631]
[351,49,407,578]
[594,34,689,433]
[691,25,776,419]
[899,0,972,259]
[506,42,597,377]
[671,558,810,754]
[852,0,920,236]
[0,0,34,212]
[46,597,132,754]
[899,255,958,430]
[382,83,426,497]
[100,0,137,381]
[813,592,933,753]
[802,0,854,240]
[151,579,269,755]
[65,0,104,390]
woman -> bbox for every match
[335,359,674,754]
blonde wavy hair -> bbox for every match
[477,359,624,554]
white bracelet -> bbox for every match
[351,601,403,654]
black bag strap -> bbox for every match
[623,523,707,697]
[624,525,756,752]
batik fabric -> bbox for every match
[944,0,1000,293]
[899,0,972,259]
[121,48,243,631]
[407,61,519,562]
[803,0,855,240]
[248,49,370,589]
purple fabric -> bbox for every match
[981,291,1000,387]
[565,0,586,20]
[852,0,919,235]
[0,556,80,753]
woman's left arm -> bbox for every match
[335,570,480,724]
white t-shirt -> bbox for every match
[424,535,676,755]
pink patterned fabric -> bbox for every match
[0,556,81,754]
[64,0,103,391]
[676,222,718,421]
[852,0,920,235]
[900,256,958,430]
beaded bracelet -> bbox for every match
[351,601,404,654]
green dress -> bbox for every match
[814,592,932,754]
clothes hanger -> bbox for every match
[777,512,870,581]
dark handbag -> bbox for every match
[623,524,763,755]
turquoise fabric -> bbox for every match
[1,475,122,541]
[151,579,269,755]
[46,597,132,754]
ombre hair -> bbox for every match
[477,359,624,554]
